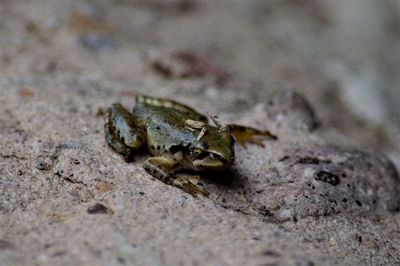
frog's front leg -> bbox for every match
[226,124,277,148]
[105,103,146,161]
[143,156,209,197]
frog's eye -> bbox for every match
[191,149,203,157]
[219,126,230,134]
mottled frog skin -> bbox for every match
[105,95,277,196]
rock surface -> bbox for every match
[1,1,400,266]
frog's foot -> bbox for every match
[143,156,209,197]
[174,174,209,197]
[226,124,277,148]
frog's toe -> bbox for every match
[173,175,209,197]
[246,139,265,148]
[227,124,277,148]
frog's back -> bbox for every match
[133,95,207,154]
[134,95,208,122]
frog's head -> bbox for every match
[189,125,234,171]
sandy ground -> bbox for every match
[1,1,400,265]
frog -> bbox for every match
[104,95,277,196]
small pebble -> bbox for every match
[87,203,109,214]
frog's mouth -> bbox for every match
[192,152,227,170]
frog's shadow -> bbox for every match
[198,169,255,214]
[197,169,247,191]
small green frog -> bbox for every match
[105,95,277,196]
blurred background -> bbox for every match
[1,0,399,161]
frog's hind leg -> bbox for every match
[226,124,277,148]
[136,95,208,122]
[105,125,134,161]
[143,156,209,197]
[105,103,146,161]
